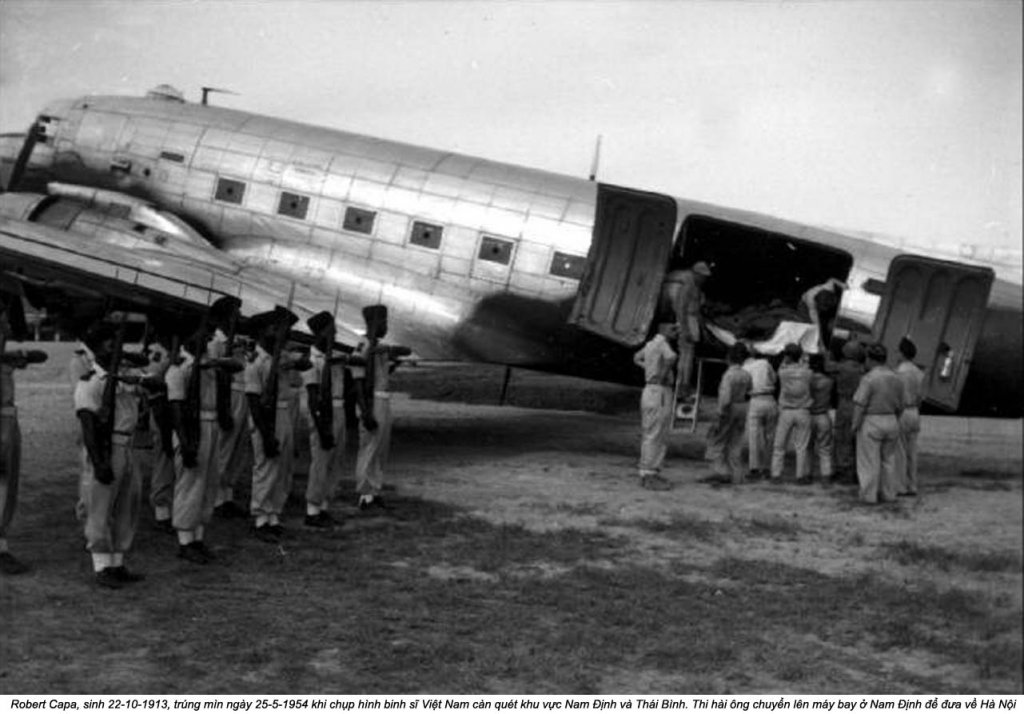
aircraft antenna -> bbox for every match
[201,87,239,106]
[588,134,603,182]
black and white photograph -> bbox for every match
[0,0,1021,697]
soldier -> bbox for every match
[852,343,904,504]
[771,343,812,483]
[742,346,777,480]
[807,354,836,484]
[831,340,866,484]
[213,334,254,519]
[353,305,410,509]
[166,298,243,563]
[894,337,925,497]
[245,307,306,541]
[658,262,711,400]
[1,292,47,575]
[143,326,176,532]
[69,335,95,522]
[302,311,347,527]
[705,342,752,485]
[632,323,679,491]
[75,321,147,588]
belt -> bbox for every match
[0,406,15,417]
[645,379,673,386]
[810,409,829,415]
[230,384,247,393]
[200,409,217,421]
[112,430,133,446]
[750,392,774,398]
[374,391,391,399]
[332,398,344,406]
[781,405,810,411]
[276,400,292,409]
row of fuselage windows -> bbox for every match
[213,176,586,280]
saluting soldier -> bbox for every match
[632,322,680,491]
[75,321,147,588]
[852,343,905,504]
[301,311,347,528]
[353,305,410,510]
[894,337,925,497]
[1,292,47,575]
[245,307,306,541]
[166,297,243,563]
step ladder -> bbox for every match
[671,357,726,432]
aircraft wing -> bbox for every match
[0,214,365,347]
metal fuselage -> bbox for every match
[6,93,1023,415]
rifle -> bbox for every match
[259,312,292,442]
[215,304,240,431]
[183,313,208,452]
[97,315,127,470]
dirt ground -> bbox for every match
[1,345,1021,694]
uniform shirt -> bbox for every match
[301,346,346,400]
[853,365,905,415]
[777,362,813,410]
[717,365,752,408]
[742,357,776,396]
[244,345,298,403]
[833,359,865,402]
[165,350,218,409]
[897,360,925,409]
[352,341,392,392]
[73,362,140,434]
[68,343,93,392]
[809,372,834,414]
[633,334,677,386]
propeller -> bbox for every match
[3,119,43,193]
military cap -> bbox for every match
[208,295,242,326]
[842,340,865,362]
[691,261,712,277]
[307,311,335,335]
[866,343,888,363]
[783,342,803,362]
[246,306,299,336]
[362,304,388,324]
[898,336,917,360]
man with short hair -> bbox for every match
[831,340,866,484]
[659,262,711,399]
[633,323,680,491]
[742,347,777,480]
[894,337,925,497]
[852,343,905,504]
[771,343,813,483]
[808,354,836,484]
[706,342,752,485]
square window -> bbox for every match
[410,221,443,250]
[478,236,513,265]
[214,177,246,204]
[550,251,586,280]
[278,191,309,220]
[344,206,376,234]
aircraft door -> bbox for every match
[872,255,994,411]
[569,184,676,346]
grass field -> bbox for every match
[1,344,1021,694]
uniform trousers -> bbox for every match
[834,401,857,480]
[895,407,920,494]
[810,412,834,479]
[83,437,140,555]
[0,412,21,540]
[307,405,346,506]
[215,389,252,496]
[250,405,294,519]
[772,408,811,479]
[747,396,778,472]
[638,385,673,477]
[708,402,748,483]
[148,411,175,518]
[172,419,220,531]
[356,395,392,495]
[857,414,900,504]
[675,338,695,396]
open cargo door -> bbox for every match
[872,255,994,412]
[569,184,676,346]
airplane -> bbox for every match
[0,84,1020,417]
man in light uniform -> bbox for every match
[771,343,813,483]
[302,311,347,527]
[658,262,711,399]
[807,354,836,484]
[633,323,679,491]
[831,341,866,484]
[894,337,925,497]
[143,329,175,532]
[705,342,752,485]
[742,347,777,480]
[75,322,146,588]
[245,307,306,541]
[213,335,253,519]
[1,293,47,575]
[353,305,410,510]
[852,343,904,504]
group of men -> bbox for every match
[638,262,925,503]
[1,293,408,588]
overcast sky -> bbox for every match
[1,0,1020,255]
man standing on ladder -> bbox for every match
[659,261,712,403]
